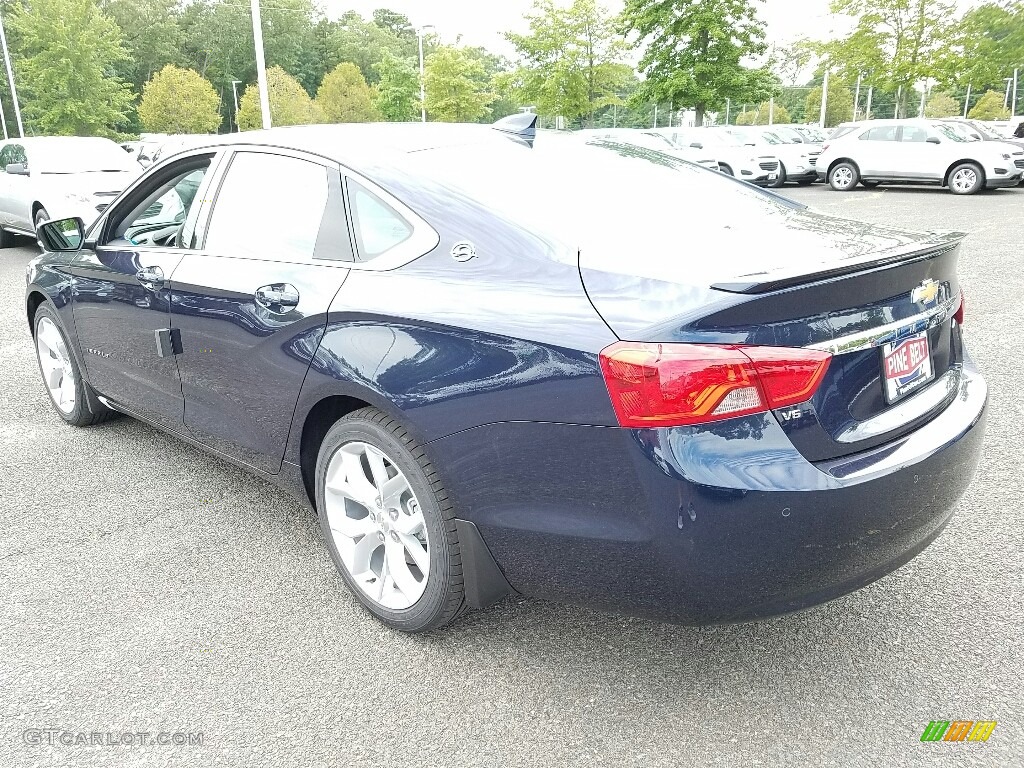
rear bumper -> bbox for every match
[428,362,986,624]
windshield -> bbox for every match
[934,124,968,143]
[681,131,743,147]
[758,131,786,145]
[35,139,138,173]
[770,127,804,143]
[794,126,827,142]
[944,122,982,141]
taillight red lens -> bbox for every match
[599,342,832,428]
[954,290,965,325]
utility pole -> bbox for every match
[417,26,435,123]
[895,85,902,118]
[963,84,972,118]
[0,95,7,140]
[1004,77,1013,109]
[853,72,863,121]
[819,70,829,129]
[769,96,775,126]
[865,86,873,121]
[725,98,731,125]
[250,0,271,129]
[0,10,23,137]
[1013,68,1019,119]
[231,80,242,131]
[919,81,927,118]
[653,104,658,128]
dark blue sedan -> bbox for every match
[24,119,986,631]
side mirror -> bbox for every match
[926,136,941,144]
[6,162,29,175]
[37,216,85,252]
[689,142,703,149]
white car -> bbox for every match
[653,127,782,185]
[0,136,141,245]
[720,126,816,186]
[574,129,720,171]
[816,119,1024,195]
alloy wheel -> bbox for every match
[951,167,978,193]
[323,441,429,610]
[35,316,76,414]
[832,166,854,189]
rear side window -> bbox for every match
[205,151,329,262]
[348,180,412,260]
[860,127,897,142]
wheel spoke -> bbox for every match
[393,507,425,536]
[399,533,429,574]
[364,445,390,492]
[349,532,381,573]
[386,538,422,601]
[324,503,375,540]
[325,449,379,509]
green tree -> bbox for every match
[505,0,632,125]
[10,0,134,136]
[316,63,380,123]
[735,101,791,125]
[621,0,773,126]
[924,91,959,118]
[424,46,495,122]
[967,89,1011,120]
[937,3,1024,96]
[237,66,321,130]
[328,10,417,86]
[99,0,182,93]
[821,0,957,117]
[374,49,419,121]
[138,64,222,134]
[805,81,855,126]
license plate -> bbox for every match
[882,332,934,403]
[768,172,778,180]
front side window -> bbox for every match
[900,126,930,143]
[348,180,412,260]
[112,159,211,248]
[204,152,329,262]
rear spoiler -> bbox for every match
[493,113,537,146]
[711,233,965,295]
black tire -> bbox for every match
[315,407,466,632]
[0,227,14,248]
[947,163,984,195]
[718,163,734,177]
[796,178,815,186]
[829,161,860,191]
[32,303,114,427]
[861,180,880,188]
[34,207,49,228]
[769,163,786,188]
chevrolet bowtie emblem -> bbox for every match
[911,279,940,306]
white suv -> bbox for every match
[817,119,1024,195]
[652,128,782,186]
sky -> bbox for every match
[321,0,990,56]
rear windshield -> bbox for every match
[401,134,803,264]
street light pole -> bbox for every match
[963,83,972,118]
[417,25,434,123]
[250,0,271,129]
[853,72,863,121]
[1004,77,1013,109]
[231,80,242,131]
[1012,68,1019,120]
[819,69,829,129]
[0,10,23,137]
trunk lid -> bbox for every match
[579,207,965,461]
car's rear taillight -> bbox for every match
[599,342,832,428]
[954,290,965,325]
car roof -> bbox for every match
[160,123,526,168]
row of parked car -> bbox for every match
[0,117,1020,248]
[580,118,1024,195]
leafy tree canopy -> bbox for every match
[139,64,222,134]
[316,63,381,123]
[968,89,1011,120]
[237,65,321,130]
[424,46,495,122]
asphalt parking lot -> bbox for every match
[1,183,1021,767]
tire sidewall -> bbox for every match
[719,163,734,177]
[769,163,786,187]
[33,304,87,425]
[35,207,50,228]
[315,415,456,632]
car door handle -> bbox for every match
[255,283,300,312]
[136,265,164,288]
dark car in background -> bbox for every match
[25,121,986,632]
